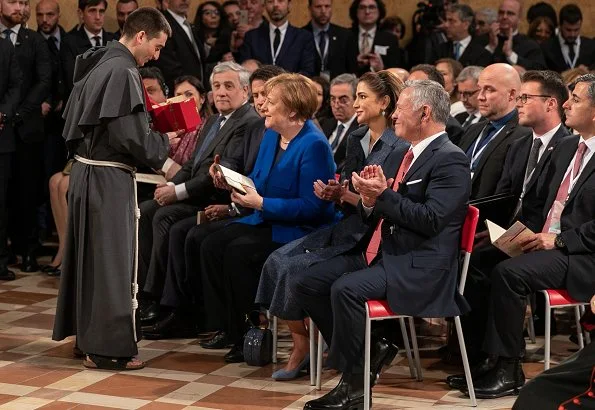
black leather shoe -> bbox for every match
[21,254,40,272]
[304,373,365,410]
[142,312,198,340]
[370,337,398,386]
[45,266,61,277]
[462,357,525,399]
[224,342,245,363]
[200,331,231,349]
[447,355,497,390]
[140,301,160,325]
[0,268,15,281]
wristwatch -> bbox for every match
[554,234,566,249]
[228,204,238,217]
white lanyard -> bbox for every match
[470,124,503,170]
[271,30,283,64]
[563,42,579,69]
[314,31,329,71]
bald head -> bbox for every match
[387,68,409,82]
[36,0,60,34]
[477,63,521,120]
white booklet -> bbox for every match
[486,219,535,257]
[214,164,255,195]
[136,173,167,185]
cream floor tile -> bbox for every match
[176,345,226,356]
[0,303,26,311]
[182,407,223,410]
[41,308,56,315]
[227,378,272,390]
[159,382,224,403]
[31,298,58,308]
[0,361,14,368]
[153,396,196,406]
[0,397,53,410]
[0,383,40,396]
[46,370,114,391]
[261,381,317,395]
[210,363,260,378]
[21,355,83,370]
[136,348,174,363]
[8,338,57,355]
[59,392,150,409]
[0,311,37,323]
[0,326,52,337]
[121,368,204,382]
[11,287,58,296]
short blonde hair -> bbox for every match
[264,73,318,122]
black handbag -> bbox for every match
[243,311,273,366]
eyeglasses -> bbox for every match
[515,93,551,104]
[202,9,220,16]
[358,5,378,12]
[458,89,479,100]
[330,96,353,106]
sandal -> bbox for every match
[83,354,145,371]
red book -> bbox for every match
[150,95,201,133]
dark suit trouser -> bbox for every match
[201,223,281,341]
[483,249,567,358]
[0,154,12,269]
[160,216,229,310]
[290,252,388,373]
[139,200,200,297]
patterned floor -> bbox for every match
[0,254,582,409]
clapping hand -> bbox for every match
[313,179,343,202]
[351,165,393,207]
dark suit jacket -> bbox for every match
[0,38,22,154]
[320,117,359,174]
[523,136,595,302]
[458,110,531,199]
[40,26,67,135]
[363,133,471,317]
[302,22,357,79]
[171,103,260,205]
[541,36,595,73]
[238,23,316,76]
[446,115,465,146]
[150,10,206,95]
[12,27,52,143]
[61,26,115,97]
[351,27,403,75]
[219,116,265,176]
[433,36,493,67]
[487,33,546,70]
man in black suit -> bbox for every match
[1,0,51,272]
[483,0,546,70]
[460,74,595,399]
[455,66,485,130]
[150,0,205,94]
[541,4,595,73]
[291,80,470,410]
[320,74,359,174]
[349,0,402,76]
[60,0,115,97]
[435,4,492,67]
[457,63,530,200]
[237,0,315,76]
[0,38,22,281]
[302,0,357,79]
[114,0,138,40]
[138,62,260,325]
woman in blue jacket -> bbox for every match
[200,73,336,363]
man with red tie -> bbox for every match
[290,80,471,410]
[458,74,595,399]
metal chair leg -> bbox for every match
[407,317,423,381]
[364,309,372,410]
[526,295,536,344]
[454,316,477,407]
[271,313,278,364]
[316,330,323,390]
[399,317,416,379]
[579,306,592,345]
[544,304,551,370]
[309,321,316,386]
[575,306,585,349]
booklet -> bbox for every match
[214,164,256,195]
[485,219,535,257]
[136,173,166,185]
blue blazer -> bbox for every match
[238,24,316,77]
[236,120,336,243]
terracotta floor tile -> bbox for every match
[0,292,55,306]
[25,388,72,400]
[18,306,51,314]
[194,375,239,386]
[0,363,80,386]
[0,335,36,351]
[147,352,227,374]
[37,402,78,409]
[0,352,30,362]
[195,386,301,409]
[138,402,186,409]
[81,374,188,401]
[0,395,16,406]
[10,314,56,331]
[43,342,78,360]
[143,342,186,351]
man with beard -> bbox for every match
[114,0,138,39]
[238,0,315,76]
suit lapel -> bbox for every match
[403,134,448,182]
[275,25,295,64]
[566,150,595,206]
[525,126,568,193]
[543,138,578,212]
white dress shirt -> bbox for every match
[0,23,20,45]
[454,35,472,57]
[83,26,102,46]
[558,32,581,68]
[358,25,376,53]
[328,114,357,153]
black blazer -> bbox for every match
[219,116,266,177]
[351,27,403,75]
[486,33,546,70]
[0,38,22,154]
[238,23,316,76]
[61,26,115,97]
[446,115,465,146]
[524,136,595,302]
[12,27,52,143]
[433,36,493,67]
[458,110,531,199]
[302,22,357,79]
[362,133,471,317]
[320,117,360,173]
[150,10,206,95]
[171,103,260,205]
[39,26,66,108]
[541,36,595,73]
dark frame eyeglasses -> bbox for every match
[515,94,551,104]
[458,89,479,100]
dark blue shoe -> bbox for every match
[272,354,310,381]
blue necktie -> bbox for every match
[193,115,225,170]
[453,42,461,60]
[2,28,12,42]
[467,123,497,169]
[331,124,344,151]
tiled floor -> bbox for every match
[0,255,583,409]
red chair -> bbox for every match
[363,205,480,409]
[541,289,590,370]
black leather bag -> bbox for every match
[243,311,273,366]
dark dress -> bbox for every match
[52,42,169,358]
[256,126,409,320]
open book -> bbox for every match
[214,164,256,195]
[486,220,535,257]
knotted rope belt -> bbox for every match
[75,155,141,343]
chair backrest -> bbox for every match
[458,205,479,294]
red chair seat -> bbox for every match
[367,300,402,319]
[545,289,581,306]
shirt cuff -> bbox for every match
[174,183,189,201]
[162,158,175,174]
[507,52,518,64]
[485,44,496,54]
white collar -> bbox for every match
[558,31,581,47]
[533,123,561,150]
[167,9,188,27]
[456,35,472,48]
[579,135,595,153]
[339,114,357,129]
[0,23,21,36]
[83,25,102,44]
[40,26,61,42]
[269,20,289,36]
[359,25,376,39]
[410,131,444,162]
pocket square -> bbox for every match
[406,179,423,186]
